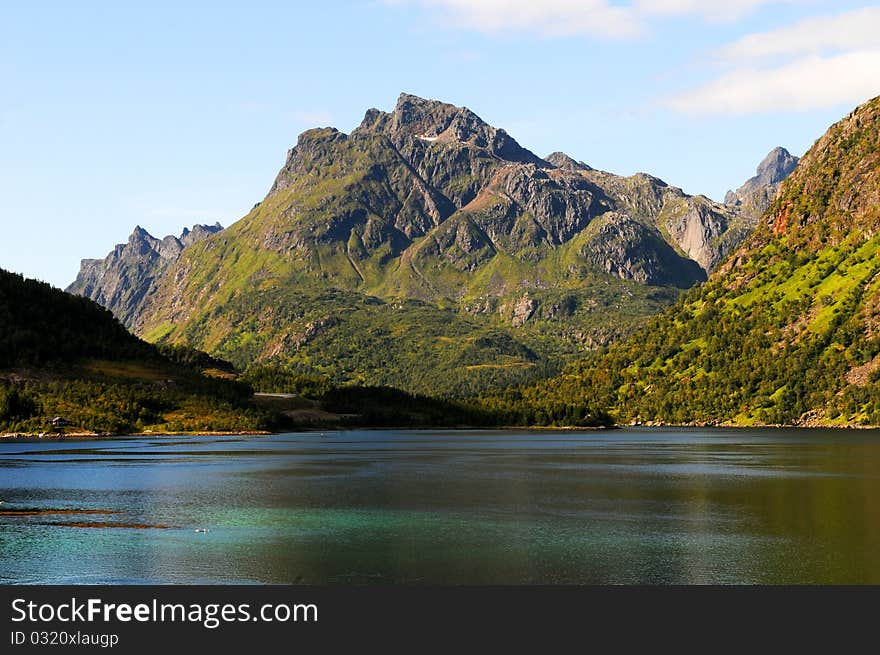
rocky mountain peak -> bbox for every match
[545,152,593,171]
[722,146,800,240]
[725,146,799,206]
[756,147,799,185]
[129,225,152,241]
[359,93,486,139]
[180,222,223,247]
[126,226,161,257]
[355,92,545,166]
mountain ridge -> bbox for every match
[68,94,796,395]
[501,95,880,426]
[67,222,223,327]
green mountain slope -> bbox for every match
[0,268,266,434]
[114,94,770,395]
[503,95,880,426]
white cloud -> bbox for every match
[665,6,880,115]
[666,50,880,115]
[388,0,880,115]
[635,0,808,22]
[718,6,880,61]
[390,0,800,39]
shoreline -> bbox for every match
[3,422,880,441]
[0,426,611,440]
[628,421,880,431]
[0,429,273,441]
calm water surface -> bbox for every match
[1,428,879,584]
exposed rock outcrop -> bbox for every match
[67,223,222,327]
[725,147,799,220]
[582,213,706,288]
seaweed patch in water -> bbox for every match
[0,508,119,516]
[42,521,173,529]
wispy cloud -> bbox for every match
[665,6,880,115]
[386,0,806,39]
[717,6,880,61]
[635,0,808,23]
[667,51,880,114]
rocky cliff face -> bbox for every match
[67,223,222,327]
[725,147,799,221]
[582,213,705,287]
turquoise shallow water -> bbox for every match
[1,428,879,584]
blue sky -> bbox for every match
[2,0,879,288]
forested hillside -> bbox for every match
[0,269,267,434]
[494,96,880,427]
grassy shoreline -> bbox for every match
[0,422,620,440]
[0,429,273,440]
[6,420,880,441]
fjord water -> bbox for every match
[1,429,879,584]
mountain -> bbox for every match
[504,95,880,426]
[71,94,773,395]
[725,147,799,218]
[0,267,265,434]
[67,223,223,327]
